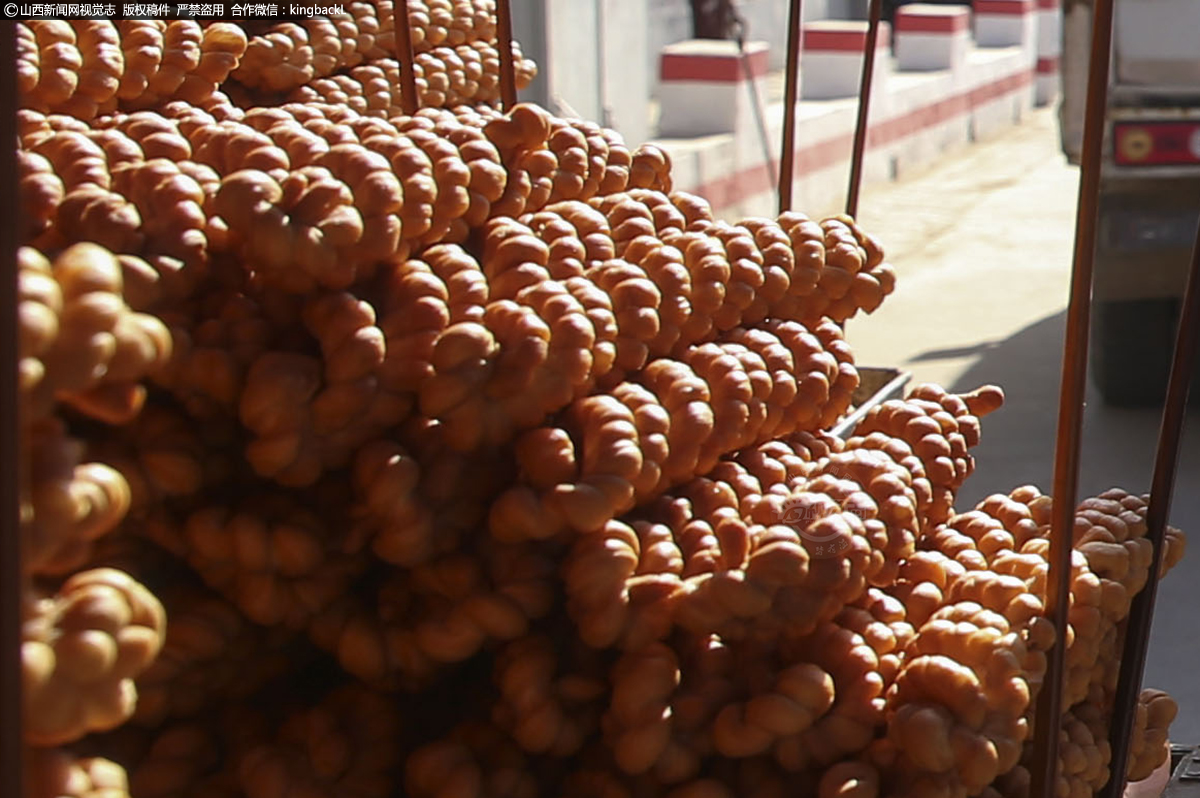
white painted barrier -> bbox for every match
[657,39,771,138]
[895,5,971,72]
[801,20,892,101]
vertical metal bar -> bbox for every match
[1028,0,1115,793]
[496,0,518,110]
[1099,223,1200,798]
[845,0,884,219]
[394,0,421,114]
[779,0,804,214]
[2,17,24,798]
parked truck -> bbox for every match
[1059,0,1200,405]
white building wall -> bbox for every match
[512,0,604,121]
[601,0,653,145]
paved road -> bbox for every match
[842,107,1200,743]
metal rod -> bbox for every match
[845,0,884,219]
[779,0,803,213]
[1,18,24,798]
[729,16,779,198]
[1099,221,1200,798]
[394,0,420,114]
[1027,0,1115,793]
[496,0,518,110]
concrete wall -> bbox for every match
[515,0,652,145]
[600,0,652,145]
[512,0,604,121]
[653,3,1049,219]
[516,0,875,146]
[510,0,549,105]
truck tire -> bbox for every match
[1089,299,1179,407]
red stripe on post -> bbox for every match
[804,27,869,51]
[660,47,770,82]
[895,6,970,33]
[975,0,1033,14]
[803,22,891,51]
[1037,55,1060,73]
[1038,0,1059,9]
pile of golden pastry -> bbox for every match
[16,7,1186,798]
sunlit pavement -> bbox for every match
[841,106,1200,743]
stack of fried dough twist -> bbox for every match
[16,5,1187,798]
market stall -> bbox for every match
[5,2,1199,797]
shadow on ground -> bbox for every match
[914,309,1200,742]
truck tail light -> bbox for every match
[1113,121,1200,166]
